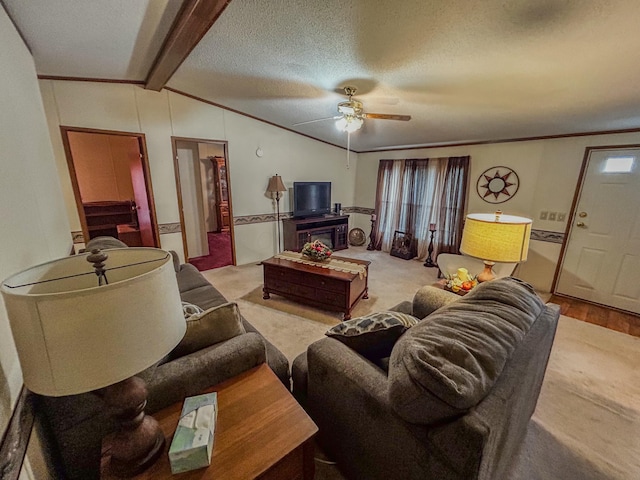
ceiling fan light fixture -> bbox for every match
[336,115,363,133]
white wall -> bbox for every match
[39,81,355,265]
[355,132,640,291]
[0,6,72,478]
[176,141,208,258]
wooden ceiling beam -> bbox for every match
[145,0,232,91]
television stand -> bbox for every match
[282,215,349,251]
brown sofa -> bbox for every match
[293,277,559,480]
[35,238,289,479]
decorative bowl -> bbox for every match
[348,227,366,246]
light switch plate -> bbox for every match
[549,212,557,221]
[540,211,548,220]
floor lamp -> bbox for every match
[1,248,186,476]
[267,174,287,252]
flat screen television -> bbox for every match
[293,182,331,218]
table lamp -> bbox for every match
[267,174,287,252]
[460,211,532,282]
[1,248,186,476]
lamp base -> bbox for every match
[100,376,165,477]
[477,261,496,283]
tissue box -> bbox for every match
[168,392,218,474]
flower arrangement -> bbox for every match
[445,267,478,293]
[301,240,333,261]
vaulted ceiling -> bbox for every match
[5,0,640,152]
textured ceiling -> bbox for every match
[6,0,640,151]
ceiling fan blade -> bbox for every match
[292,116,340,126]
[363,113,411,121]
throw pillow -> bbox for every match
[170,302,246,360]
[326,311,419,359]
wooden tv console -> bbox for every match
[282,215,349,251]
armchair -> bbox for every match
[436,253,516,279]
[293,278,559,480]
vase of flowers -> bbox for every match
[301,240,333,262]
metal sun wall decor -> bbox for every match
[476,166,520,204]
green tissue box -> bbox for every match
[168,392,218,474]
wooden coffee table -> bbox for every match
[102,365,317,480]
[262,255,370,320]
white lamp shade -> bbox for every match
[1,248,186,396]
[460,213,532,263]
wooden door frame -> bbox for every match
[60,126,161,247]
[171,136,236,265]
[551,143,640,295]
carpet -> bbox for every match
[190,232,232,271]
[202,247,640,480]
[241,286,379,326]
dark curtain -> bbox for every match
[372,160,397,250]
[372,155,470,258]
[437,156,470,254]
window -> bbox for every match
[604,156,634,173]
[372,157,469,259]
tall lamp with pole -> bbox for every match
[460,211,532,282]
[1,248,186,476]
[267,174,287,253]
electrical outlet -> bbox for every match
[558,213,566,222]
[548,212,557,221]
[539,211,548,220]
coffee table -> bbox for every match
[102,365,317,479]
[262,255,370,320]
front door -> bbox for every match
[556,147,640,314]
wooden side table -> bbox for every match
[102,364,318,480]
[432,279,470,296]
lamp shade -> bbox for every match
[1,248,185,396]
[267,174,286,193]
[460,212,532,263]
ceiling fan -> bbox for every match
[293,86,411,132]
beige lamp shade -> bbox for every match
[460,212,532,263]
[1,248,185,397]
[267,174,286,193]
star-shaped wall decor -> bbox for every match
[476,166,520,204]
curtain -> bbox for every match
[436,156,470,255]
[373,160,402,251]
[372,156,470,260]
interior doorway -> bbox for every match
[171,137,234,270]
[555,146,640,314]
[61,127,160,247]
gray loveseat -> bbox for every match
[293,277,559,480]
[34,239,289,480]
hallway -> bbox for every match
[189,232,232,271]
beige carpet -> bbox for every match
[202,247,640,479]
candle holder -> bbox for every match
[366,216,376,251]
[424,226,437,267]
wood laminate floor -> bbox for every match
[549,294,640,337]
